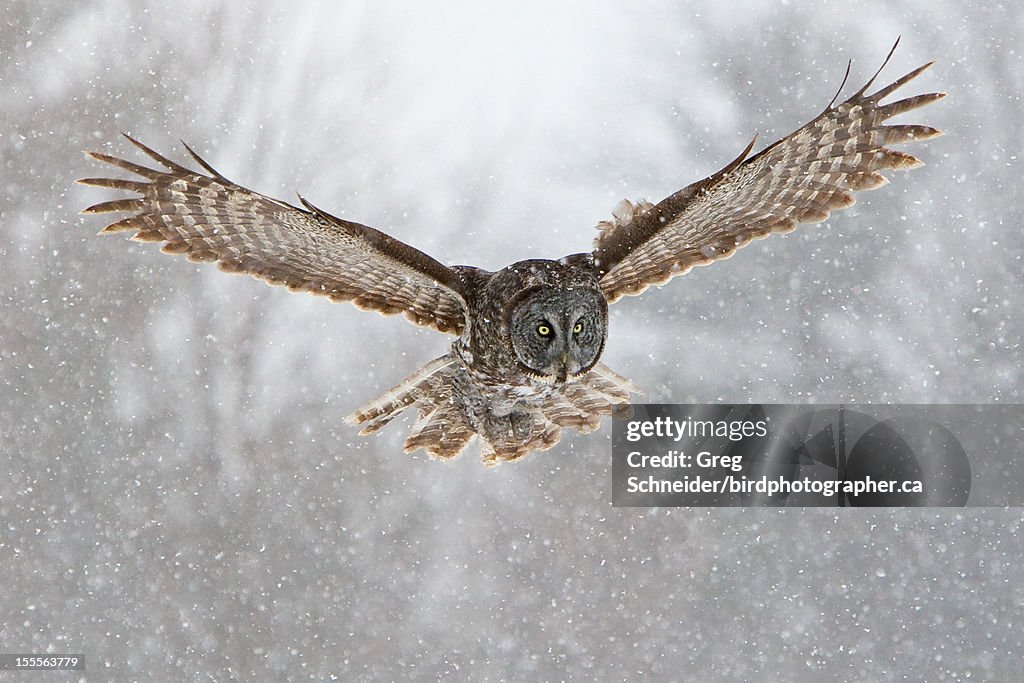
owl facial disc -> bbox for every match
[508,285,608,383]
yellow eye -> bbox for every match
[573,322,583,334]
[537,324,551,337]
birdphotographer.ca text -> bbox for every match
[612,404,1022,507]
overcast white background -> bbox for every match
[2,1,1021,680]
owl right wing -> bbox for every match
[79,134,469,335]
[592,43,945,304]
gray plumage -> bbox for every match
[79,43,944,463]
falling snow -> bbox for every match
[2,2,1022,680]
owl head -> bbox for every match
[504,264,608,384]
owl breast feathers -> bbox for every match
[79,42,944,463]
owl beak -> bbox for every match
[556,351,570,384]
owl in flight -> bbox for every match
[80,44,943,463]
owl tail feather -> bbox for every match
[345,355,458,430]
[478,363,640,464]
[345,354,476,459]
[345,355,641,463]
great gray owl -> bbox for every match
[79,45,943,463]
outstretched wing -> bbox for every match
[79,135,469,334]
[593,43,945,304]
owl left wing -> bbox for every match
[79,135,469,334]
[593,46,945,304]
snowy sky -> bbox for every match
[2,2,1022,680]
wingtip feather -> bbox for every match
[119,132,189,172]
